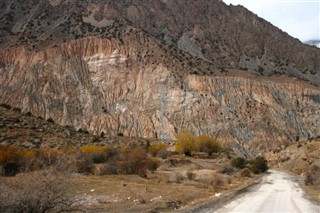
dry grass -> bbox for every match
[0,149,261,212]
[0,170,84,212]
[0,141,262,212]
[66,154,261,212]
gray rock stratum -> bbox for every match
[0,0,319,155]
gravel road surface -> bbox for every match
[198,170,320,213]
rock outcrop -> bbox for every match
[0,104,152,149]
[0,0,319,155]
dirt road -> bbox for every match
[191,170,320,213]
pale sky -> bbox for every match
[222,0,320,42]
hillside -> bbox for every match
[0,104,151,148]
[0,0,319,155]
[0,104,266,212]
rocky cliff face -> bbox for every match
[0,0,319,155]
[1,0,319,85]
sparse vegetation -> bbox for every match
[0,145,159,178]
[0,105,268,211]
[231,155,268,174]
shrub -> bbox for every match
[231,157,246,169]
[53,153,79,174]
[174,172,184,183]
[0,146,68,176]
[148,143,168,157]
[75,158,94,174]
[220,167,234,175]
[136,159,159,178]
[196,135,221,156]
[100,160,118,175]
[92,136,101,143]
[80,146,107,154]
[305,162,320,185]
[211,171,224,191]
[24,150,37,159]
[175,131,196,156]
[175,132,222,157]
[0,103,11,109]
[117,132,124,136]
[0,145,159,177]
[0,146,25,176]
[249,156,268,174]
[37,148,61,166]
[118,147,148,173]
[187,170,195,180]
[101,147,159,177]
[80,145,108,164]
[13,107,21,112]
[2,162,21,176]
[61,146,78,154]
[0,170,83,212]
[46,117,54,123]
[0,146,64,175]
[241,168,251,177]
[157,149,171,159]
[25,112,32,116]
[95,153,108,164]
[100,132,105,138]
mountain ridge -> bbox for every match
[0,0,319,155]
[1,0,319,85]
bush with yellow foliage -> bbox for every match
[147,143,168,157]
[196,135,221,156]
[175,132,221,156]
[175,131,197,156]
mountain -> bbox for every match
[0,0,319,155]
[305,40,320,48]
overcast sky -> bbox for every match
[222,0,320,42]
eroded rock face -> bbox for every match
[0,0,319,155]
[1,0,319,85]
[1,36,319,155]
